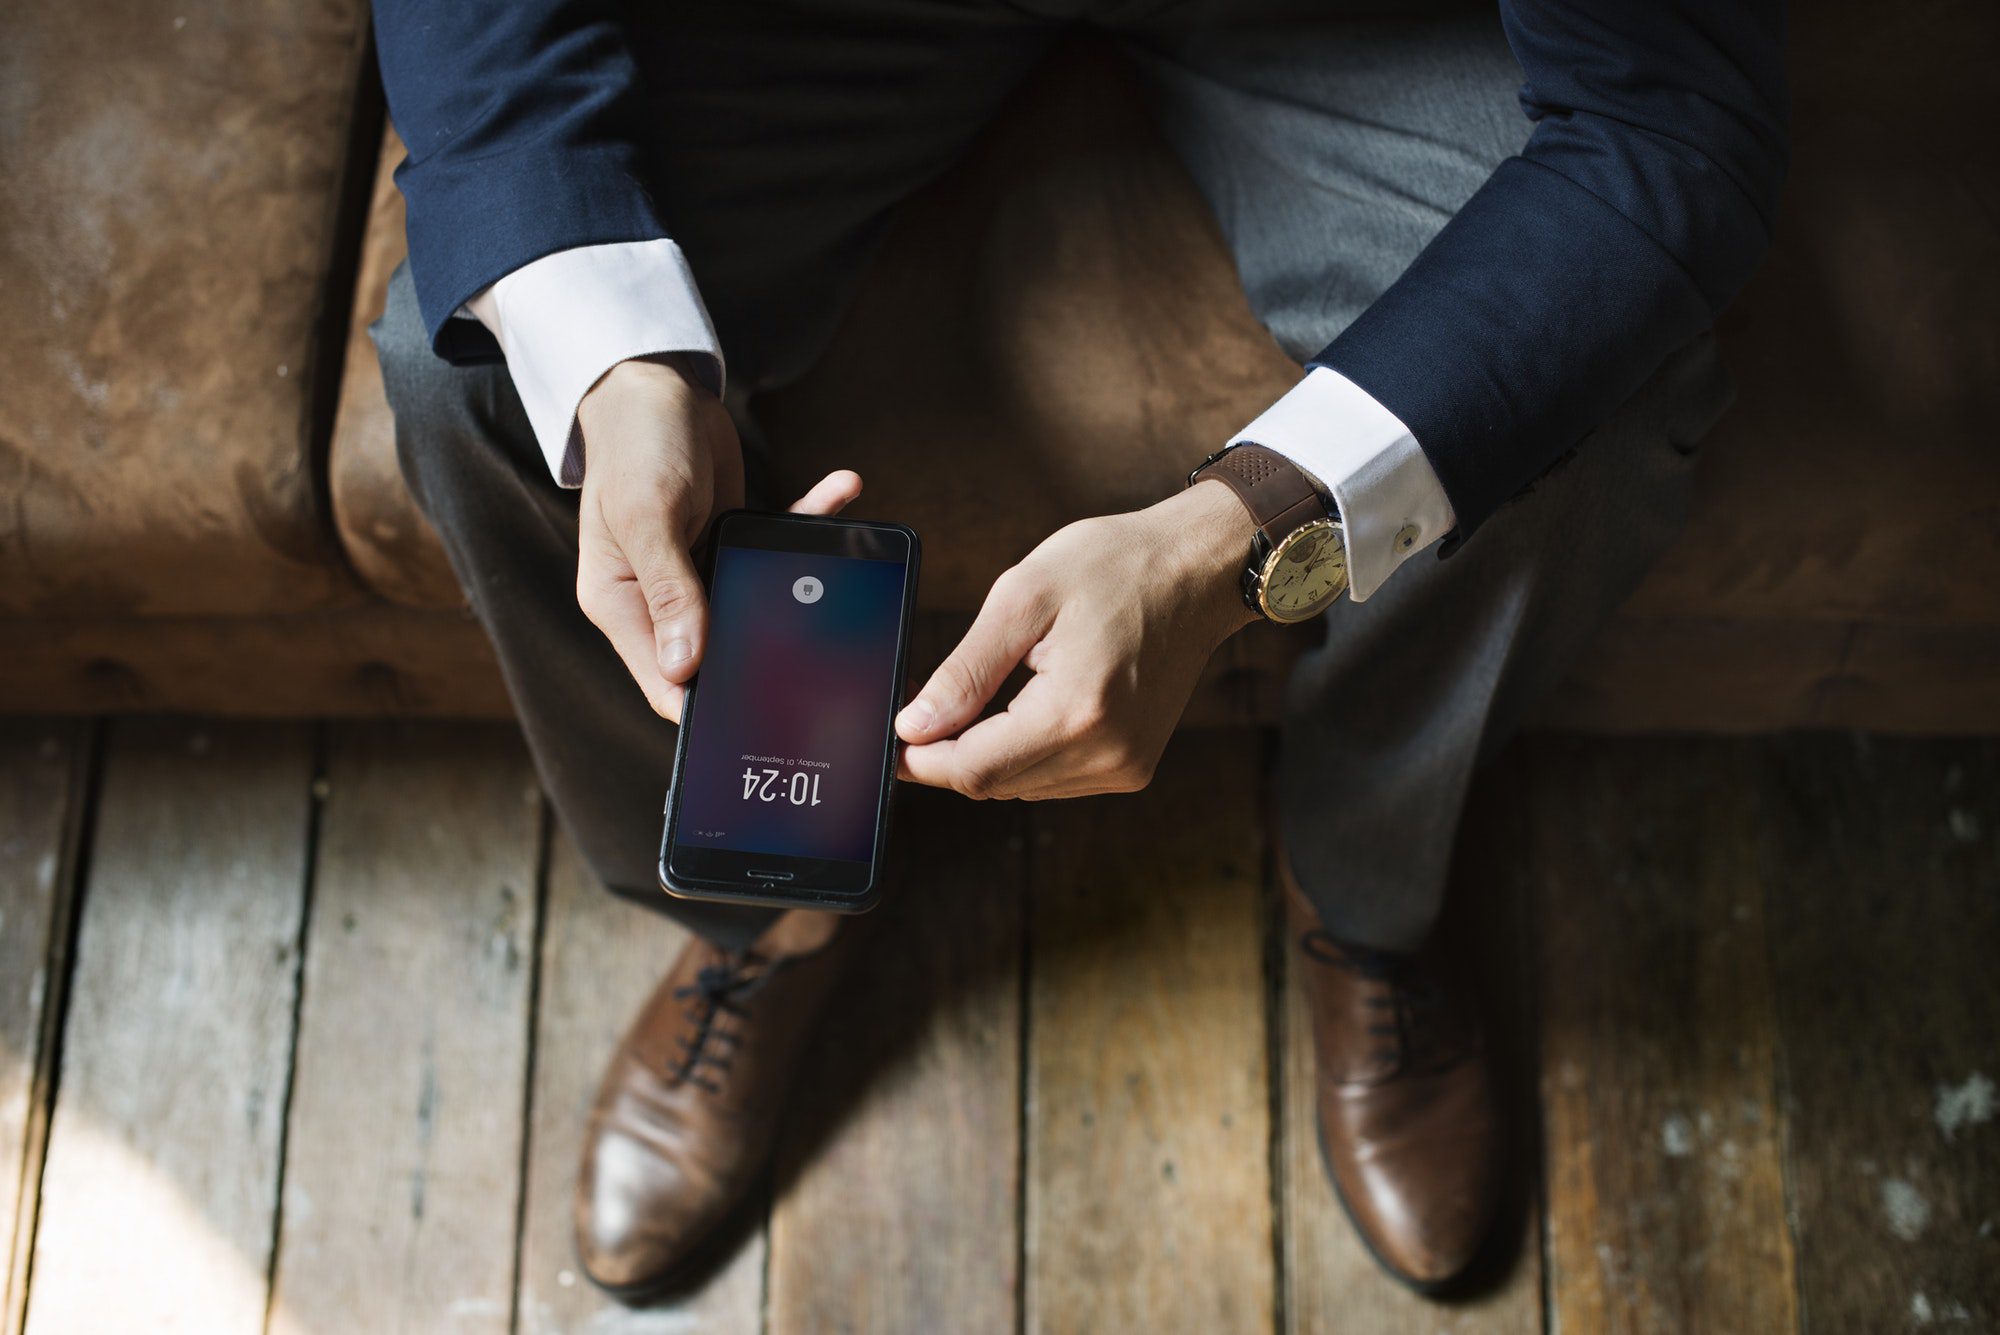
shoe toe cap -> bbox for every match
[1350,1150,1497,1288]
[574,1124,731,1295]
[1328,1075,1504,1290]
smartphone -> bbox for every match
[659,510,920,912]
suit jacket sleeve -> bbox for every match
[1309,0,1789,544]
[372,0,671,364]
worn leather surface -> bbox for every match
[2,3,1993,725]
[0,0,375,617]
[328,11,1998,631]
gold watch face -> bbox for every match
[1256,519,1349,623]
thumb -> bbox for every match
[789,469,864,517]
[898,572,1050,742]
[628,526,709,683]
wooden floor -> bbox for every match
[1,720,1994,1334]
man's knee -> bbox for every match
[369,262,533,517]
[373,264,453,421]
[1453,333,1729,623]
[1570,333,1730,553]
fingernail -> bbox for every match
[900,699,936,734]
[660,636,694,669]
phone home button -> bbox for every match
[747,869,795,882]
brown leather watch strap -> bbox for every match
[1190,443,1330,549]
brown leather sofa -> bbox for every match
[4,2,1995,731]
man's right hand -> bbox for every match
[576,357,861,722]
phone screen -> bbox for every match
[670,519,912,882]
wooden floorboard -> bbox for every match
[516,826,765,1335]
[8,722,1995,1332]
[25,720,313,1333]
[0,721,89,1335]
[1762,737,2000,1331]
[1278,755,1546,1333]
[268,722,542,1335]
[1534,737,1798,1333]
[1024,732,1274,1335]
[769,789,1026,1335]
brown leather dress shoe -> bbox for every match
[1284,867,1501,1293]
[575,910,850,1301]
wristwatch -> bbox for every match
[1187,443,1349,624]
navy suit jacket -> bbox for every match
[374,2,1787,543]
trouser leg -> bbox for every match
[372,6,1052,947]
[1123,6,1734,949]
[374,267,775,948]
[1273,347,1725,951]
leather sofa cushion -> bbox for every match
[330,16,1999,630]
[0,0,374,618]
[1621,6,2000,628]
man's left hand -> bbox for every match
[897,480,1257,800]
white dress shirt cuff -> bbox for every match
[1228,367,1456,602]
[458,239,724,487]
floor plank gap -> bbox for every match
[1763,803,1812,1335]
[504,795,556,1335]
[1014,804,1034,1335]
[1,719,100,1335]
[258,721,330,1335]
[1257,737,1290,1335]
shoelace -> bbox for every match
[668,950,768,1093]
[1299,929,1470,1080]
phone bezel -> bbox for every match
[658,509,920,913]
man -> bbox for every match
[370,0,1786,1301]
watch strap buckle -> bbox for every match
[1186,446,1237,490]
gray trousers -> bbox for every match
[376,2,1731,954]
